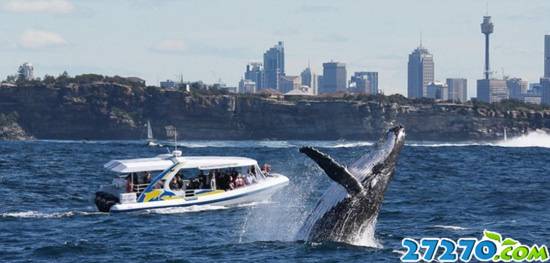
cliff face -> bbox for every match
[0,82,549,141]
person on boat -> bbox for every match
[169,176,180,190]
[126,174,134,193]
[234,175,245,188]
[262,164,271,176]
[244,174,254,185]
[154,179,164,189]
[144,172,152,184]
[228,173,235,190]
[199,171,208,189]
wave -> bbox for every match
[493,130,550,148]
[411,129,550,148]
[432,225,468,231]
[32,130,550,149]
[176,141,374,149]
[1,210,102,219]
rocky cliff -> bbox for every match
[0,81,549,141]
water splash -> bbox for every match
[432,225,468,231]
[1,210,101,219]
[494,130,550,148]
[350,218,382,248]
[408,130,550,148]
[238,163,321,243]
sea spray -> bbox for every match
[238,159,323,242]
[495,129,550,148]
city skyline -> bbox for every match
[0,0,549,97]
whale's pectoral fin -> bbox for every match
[300,146,364,195]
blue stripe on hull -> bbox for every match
[111,185,276,213]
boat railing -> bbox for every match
[132,183,149,193]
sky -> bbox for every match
[0,0,549,96]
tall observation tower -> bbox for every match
[481,16,494,80]
[476,15,507,103]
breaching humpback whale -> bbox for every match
[297,126,405,245]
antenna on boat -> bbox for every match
[165,125,182,157]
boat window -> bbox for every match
[119,171,161,193]
[169,168,211,191]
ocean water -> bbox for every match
[1,132,549,262]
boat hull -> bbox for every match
[108,174,289,213]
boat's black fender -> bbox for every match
[95,192,119,212]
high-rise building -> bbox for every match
[238,79,256,93]
[317,75,324,94]
[506,78,528,100]
[476,15,508,103]
[300,67,312,87]
[477,79,508,103]
[407,46,434,98]
[263,41,285,90]
[426,81,448,100]
[446,78,468,103]
[244,62,263,90]
[311,73,318,95]
[17,62,34,81]
[321,62,346,94]
[545,35,550,78]
[279,75,301,94]
[350,72,378,94]
[541,78,550,105]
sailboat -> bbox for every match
[503,127,508,141]
[146,121,161,147]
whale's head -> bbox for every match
[351,125,406,191]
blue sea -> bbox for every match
[1,136,549,262]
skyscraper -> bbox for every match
[407,46,434,98]
[447,78,468,103]
[350,72,378,94]
[244,62,263,90]
[321,62,346,94]
[300,66,312,87]
[545,35,550,78]
[541,78,550,105]
[506,78,528,100]
[279,75,301,94]
[263,41,285,90]
[239,79,256,93]
[426,82,448,100]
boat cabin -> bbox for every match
[102,154,269,203]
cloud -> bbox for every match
[151,39,186,53]
[19,30,67,49]
[2,0,74,14]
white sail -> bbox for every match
[504,128,507,141]
[147,120,154,141]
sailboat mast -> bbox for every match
[147,121,153,141]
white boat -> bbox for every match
[95,151,289,212]
[145,120,162,147]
